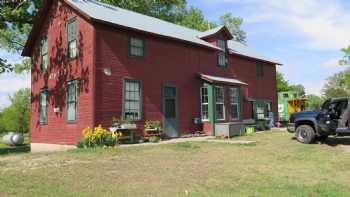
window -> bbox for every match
[256,64,264,78]
[283,93,289,98]
[40,89,48,124]
[40,35,48,70]
[217,39,228,67]
[66,80,78,122]
[129,37,144,57]
[230,87,240,120]
[124,79,142,120]
[215,86,225,120]
[200,87,209,121]
[67,17,78,58]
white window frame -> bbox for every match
[200,87,209,121]
[123,79,142,121]
[215,86,225,121]
[230,87,240,120]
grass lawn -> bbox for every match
[1,129,350,196]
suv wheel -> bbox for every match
[296,125,315,144]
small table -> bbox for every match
[114,128,136,144]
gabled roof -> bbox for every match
[67,0,221,50]
[22,0,281,65]
[200,74,248,86]
[197,25,233,40]
[228,41,281,65]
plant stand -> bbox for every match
[144,128,162,137]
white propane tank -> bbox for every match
[2,132,15,146]
[11,133,24,146]
[2,132,24,146]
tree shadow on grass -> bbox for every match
[0,145,30,156]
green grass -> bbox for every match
[1,130,350,196]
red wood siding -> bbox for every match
[30,0,95,145]
[29,1,277,145]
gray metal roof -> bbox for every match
[68,0,280,64]
[228,41,280,64]
[200,74,248,85]
[197,25,225,38]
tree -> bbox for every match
[322,69,350,98]
[306,94,324,111]
[340,46,350,65]
[0,0,42,74]
[276,72,291,92]
[289,84,306,96]
[219,13,246,43]
[1,88,30,133]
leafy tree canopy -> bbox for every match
[276,71,306,96]
[340,46,350,65]
[322,68,350,98]
[0,0,246,74]
[305,94,324,111]
[0,88,30,133]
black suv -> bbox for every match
[288,97,350,144]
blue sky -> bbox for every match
[188,0,350,93]
[0,0,349,109]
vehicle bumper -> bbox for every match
[287,123,295,133]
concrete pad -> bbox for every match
[31,143,76,153]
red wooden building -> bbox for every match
[22,0,280,147]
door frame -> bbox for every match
[162,84,179,138]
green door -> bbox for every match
[163,86,179,138]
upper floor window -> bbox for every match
[256,64,264,78]
[217,39,228,67]
[39,88,48,124]
[200,87,209,121]
[123,79,142,120]
[67,17,78,59]
[230,87,240,120]
[67,80,78,123]
[40,35,48,71]
[129,37,144,57]
[215,86,225,120]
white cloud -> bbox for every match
[212,0,350,50]
[0,72,31,108]
[303,81,323,96]
[323,58,342,68]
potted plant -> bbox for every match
[120,117,137,129]
[144,120,162,139]
[110,117,137,131]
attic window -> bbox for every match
[217,39,228,67]
[129,37,144,57]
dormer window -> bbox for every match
[217,39,228,67]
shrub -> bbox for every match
[78,125,122,148]
[148,136,161,143]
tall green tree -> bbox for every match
[0,0,42,73]
[289,84,306,96]
[276,72,290,92]
[305,94,324,111]
[340,46,350,65]
[1,88,30,133]
[322,69,350,98]
[219,13,246,43]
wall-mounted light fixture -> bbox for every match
[103,67,112,76]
